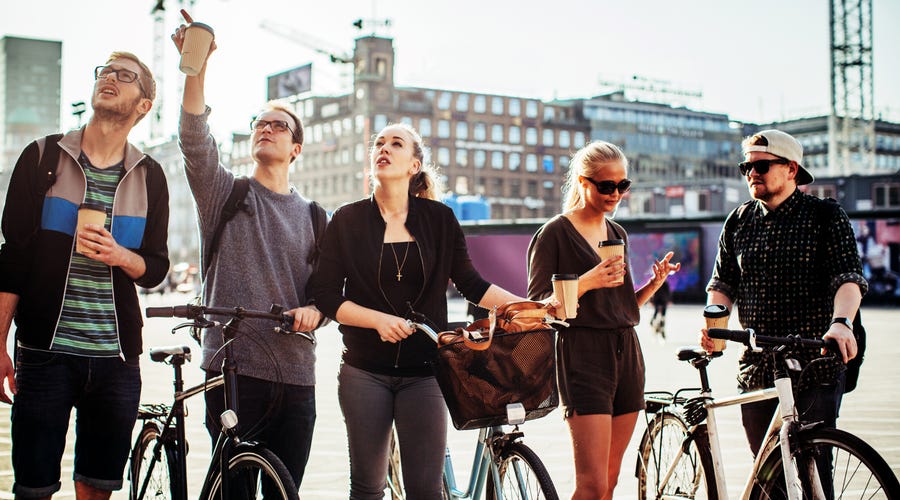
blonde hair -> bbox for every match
[371,123,443,201]
[561,140,629,211]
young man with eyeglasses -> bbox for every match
[0,52,169,500]
[702,129,867,456]
[172,24,324,492]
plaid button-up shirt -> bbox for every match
[707,190,867,392]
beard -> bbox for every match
[91,93,144,126]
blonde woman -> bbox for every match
[309,123,531,499]
[527,141,680,500]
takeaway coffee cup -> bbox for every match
[551,274,579,319]
[179,22,215,76]
[597,239,625,285]
[704,304,730,352]
[76,205,106,255]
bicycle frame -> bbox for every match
[442,426,513,500]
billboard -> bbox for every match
[267,63,312,100]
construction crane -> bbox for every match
[260,20,354,65]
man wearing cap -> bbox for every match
[702,129,867,456]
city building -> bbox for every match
[0,36,61,207]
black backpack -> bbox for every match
[726,198,866,392]
[202,176,327,278]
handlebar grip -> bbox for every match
[146,306,176,318]
[145,305,194,318]
[707,328,748,343]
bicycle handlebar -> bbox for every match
[145,304,315,344]
[708,328,837,353]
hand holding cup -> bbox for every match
[172,10,216,75]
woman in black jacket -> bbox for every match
[309,123,531,499]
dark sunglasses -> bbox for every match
[584,177,632,195]
[738,158,790,176]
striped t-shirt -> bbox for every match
[53,153,124,356]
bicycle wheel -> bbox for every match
[486,441,558,500]
[130,422,174,500]
[751,426,900,500]
[637,412,714,500]
[203,446,299,500]
[386,429,405,500]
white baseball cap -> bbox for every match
[743,129,814,185]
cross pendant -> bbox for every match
[396,272,402,281]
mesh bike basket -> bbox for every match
[431,327,558,430]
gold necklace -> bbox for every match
[389,241,411,282]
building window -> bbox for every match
[543,155,554,173]
[526,154,538,172]
[527,180,538,196]
[456,122,468,140]
[526,127,538,146]
[509,99,521,117]
[526,101,538,118]
[491,97,504,115]
[560,155,570,170]
[456,148,469,167]
[559,130,571,149]
[491,151,504,170]
[574,131,586,148]
[509,125,521,144]
[474,150,486,169]
[474,95,487,113]
[474,122,487,141]
[455,94,469,112]
[806,184,837,200]
[509,153,521,171]
[542,129,554,146]
[544,107,554,121]
[438,147,450,167]
[374,114,388,131]
[438,92,452,110]
[491,124,504,143]
[419,118,431,137]
[873,183,900,208]
[491,178,504,196]
[437,120,451,138]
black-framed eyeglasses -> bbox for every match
[251,119,295,136]
[94,65,146,95]
[584,177,632,195]
[738,158,790,176]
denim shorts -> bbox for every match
[11,347,141,498]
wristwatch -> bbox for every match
[830,317,853,330]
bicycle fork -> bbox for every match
[773,376,827,500]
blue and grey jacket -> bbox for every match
[0,129,170,358]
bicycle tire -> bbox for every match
[636,412,715,499]
[130,422,176,500]
[203,446,299,500]
[486,441,559,500]
[386,429,404,500]
[751,426,900,500]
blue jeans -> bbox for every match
[338,362,448,500]
[204,372,316,490]
[11,348,141,498]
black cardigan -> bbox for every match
[308,195,491,376]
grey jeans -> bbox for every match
[338,362,447,500]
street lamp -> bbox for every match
[71,101,86,128]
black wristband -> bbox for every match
[830,317,853,330]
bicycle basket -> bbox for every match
[430,327,558,430]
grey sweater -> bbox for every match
[179,107,316,386]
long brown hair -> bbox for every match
[371,123,443,201]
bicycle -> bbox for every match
[385,311,560,500]
[130,303,315,500]
[635,327,900,500]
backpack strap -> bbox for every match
[37,133,64,197]
[203,177,251,278]
[307,201,327,265]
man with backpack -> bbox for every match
[701,129,867,456]
[173,24,325,491]
[0,52,169,499]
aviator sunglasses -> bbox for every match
[583,177,632,195]
[738,158,790,176]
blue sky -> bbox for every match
[3,0,898,144]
